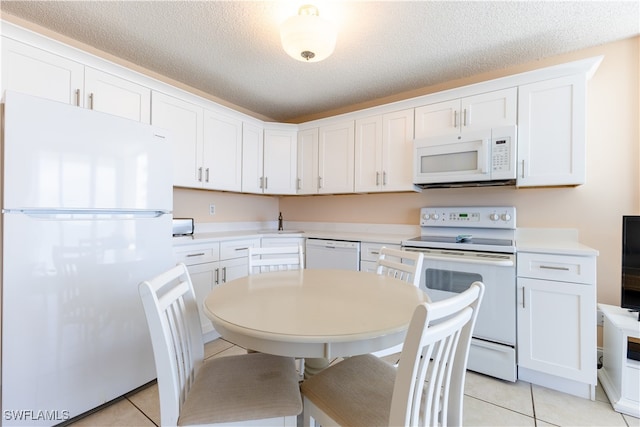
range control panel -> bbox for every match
[420,206,516,229]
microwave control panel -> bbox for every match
[492,137,511,172]
[490,126,517,179]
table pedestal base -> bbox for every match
[304,357,330,378]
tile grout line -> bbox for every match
[125,395,158,427]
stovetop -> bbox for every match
[402,206,517,253]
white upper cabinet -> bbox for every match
[1,37,84,106]
[84,67,151,123]
[517,75,586,187]
[263,128,298,195]
[297,128,320,194]
[415,88,517,139]
[2,38,151,123]
[355,109,416,193]
[241,122,265,194]
[318,120,355,194]
[151,91,203,188]
[202,110,243,192]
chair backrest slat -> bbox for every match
[248,246,304,275]
[139,263,204,426]
[389,281,484,427]
[376,247,425,288]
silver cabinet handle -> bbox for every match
[198,167,203,182]
[215,268,219,285]
[454,110,458,128]
[259,177,264,189]
[234,247,249,251]
[463,108,468,126]
[75,89,81,106]
[318,176,322,189]
[522,287,526,308]
[264,176,268,189]
[383,171,387,186]
[186,252,205,257]
[222,267,227,283]
[297,178,301,190]
[521,160,525,179]
[89,93,94,110]
[376,172,380,186]
[205,167,210,182]
[539,265,571,271]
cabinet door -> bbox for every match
[151,91,203,188]
[263,129,297,195]
[220,257,249,284]
[354,115,383,192]
[517,277,596,384]
[84,67,151,123]
[297,128,319,194]
[517,75,586,187]
[381,109,415,192]
[318,121,355,194]
[462,88,517,133]
[241,122,265,194]
[187,261,219,334]
[414,99,460,139]
[203,110,243,191]
[1,37,84,106]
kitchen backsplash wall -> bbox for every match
[173,187,279,223]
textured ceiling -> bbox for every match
[1,1,638,122]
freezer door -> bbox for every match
[3,91,172,211]
[1,212,173,425]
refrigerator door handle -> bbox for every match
[5,209,171,219]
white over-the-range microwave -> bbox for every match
[413,125,517,188]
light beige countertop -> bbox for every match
[172,221,419,248]
[515,228,598,256]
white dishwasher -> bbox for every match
[305,238,361,271]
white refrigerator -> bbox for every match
[1,91,174,425]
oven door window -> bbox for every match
[425,268,482,294]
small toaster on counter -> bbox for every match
[172,218,194,236]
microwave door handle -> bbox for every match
[480,139,490,174]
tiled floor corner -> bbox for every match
[68,339,640,427]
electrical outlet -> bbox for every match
[209,204,215,215]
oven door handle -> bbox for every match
[420,254,514,267]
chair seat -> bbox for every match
[300,354,395,427]
[179,352,302,426]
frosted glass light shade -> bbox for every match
[280,6,337,62]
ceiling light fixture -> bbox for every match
[280,4,337,63]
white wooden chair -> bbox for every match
[139,263,302,426]
[248,245,304,275]
[376,246,424,287]
[300,281,484,427]
[373,247,426,359]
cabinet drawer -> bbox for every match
[360,242,401,262]
[220,238,260,260]
[517,252,596,284]
[174,243,220,266]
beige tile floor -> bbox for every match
[68,339,640,427]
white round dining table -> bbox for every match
[203,268,429,376]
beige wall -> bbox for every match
[173,188,279,223]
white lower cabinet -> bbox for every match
[360,242,401,272]
[174,237,259,339]
[517,252,597,399]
